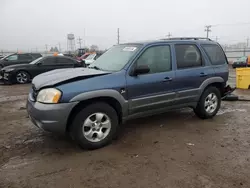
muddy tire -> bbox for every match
[194,87,221,119]
[16,71,30,84]
[70,102,119,150]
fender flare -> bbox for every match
[70,89,129,116]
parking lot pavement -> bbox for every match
[1,70,250,188]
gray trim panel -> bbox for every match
[70,89,129,117]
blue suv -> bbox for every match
[27,37,229,149]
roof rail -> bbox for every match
[161,37,213,41]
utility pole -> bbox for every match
[45,44,48,52]
[58,43,61,52]
[215,36,218,42]
[166,32,172,38]
[77,37,82,48]
[83,28,86,48]
[117,28,120,44]
[246,37,249,48]
[205,25,212,38]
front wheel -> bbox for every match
[194,87,221,119]
[70,102,119,150]
[16,71,30,84]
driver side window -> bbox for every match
[136,45,172,74]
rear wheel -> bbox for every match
[194,86,221,119]
[70,102,119,150]
[16,71,30,84]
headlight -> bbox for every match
[5,68,14,72]
[37,88,62,104]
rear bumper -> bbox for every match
[222,85,236,99]
[26,97,78,134]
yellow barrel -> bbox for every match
[236,68,250,89]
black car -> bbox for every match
[0,55,82,84]
[0,53,42,69]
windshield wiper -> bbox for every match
[88,66,102,70]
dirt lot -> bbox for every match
[0,68,250,188]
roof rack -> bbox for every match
[161,37,213,41]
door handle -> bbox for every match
[162,77,172,82]
[200,72,208,77]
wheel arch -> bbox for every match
[66,95,126,132]
[199,77,225,97]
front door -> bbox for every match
[32,56,57,77]
[126,44,176,115]
[4,54,19,66]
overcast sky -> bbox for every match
[1,0,250,52]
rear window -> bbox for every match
[201,44,227,65]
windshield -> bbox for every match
[29,57,43,64]
[86,53,96,60]
[88,44,142,71]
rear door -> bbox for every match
[173,43,214,105]
[201,44,228,83]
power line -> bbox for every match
[212,22,250,27]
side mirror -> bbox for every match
[133,65,150,76]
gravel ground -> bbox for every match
[0,68,250,188]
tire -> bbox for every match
[70,102,119,150]
[194,86,221,119]
[16,71,30,84]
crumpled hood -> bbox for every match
[32,68,110,90]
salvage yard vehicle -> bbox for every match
[84,52,103,65]
[0,53,42,69]
[232,56,250,68]
[0,55,82,84]
[27,37,229,150]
